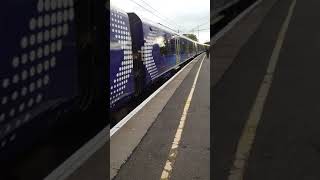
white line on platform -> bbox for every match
[45,125,109,180]
[228,0,296,179]
[160,55,206,180]
[211,0,262,46]
[211,15,225,26]
[110,54,204,138]
[44,54,204,180]
[213,0,240,17]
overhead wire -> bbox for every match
[127,0,185,32]
[114,0,209,41]
[137,0,186,31]
[187,20,210,33]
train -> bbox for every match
[0,1,110,175]
[0,0,209,176]
[0,0,80,161]
[110,6,209,111]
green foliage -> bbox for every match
[183,34,198,42]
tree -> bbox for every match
[183,34,198,42]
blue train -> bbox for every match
[0,0,82,164]
[110,6,209,110]
[0,1,209,171]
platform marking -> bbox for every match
[211,0,262,45]
[228,0,296,180]
[110,54,204,137]
[45,125,109,180]
[160,55,206,180]
[211,15,224,26]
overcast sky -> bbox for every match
[111,0,210,43]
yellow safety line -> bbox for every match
[160,54,206,180]
[228,0,297,179]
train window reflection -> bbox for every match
[158,33,175,56]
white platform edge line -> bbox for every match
[43,1,260,177]
[213,0,240,17]
[110,53,205,138]
[44,0,262,177]
[160,55,206,179]
[44,53,204,180]
[211,0,262,46]
[211,15,225,26]
[44,125,110,180]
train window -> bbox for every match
[180,39,193,54]
[180,39,187,54]
[166,34,175,55]
[170,37,175,54]
[155,36,166,55]
[188,41,194,54]
[186,41,191,54]
[184,41,189,54]
[156,33,175,56]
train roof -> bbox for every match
[141,20,207,45]
[110,4,127,14]
[140,20,209,46]
[110,5,210,47]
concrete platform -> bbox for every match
[213,0,320,179]
[45,126,109,180]
[111,53,210,180]
[212,0,278,86]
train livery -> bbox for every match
[0,0,80,163]
[110,6,209,110]
[0,1,209,170]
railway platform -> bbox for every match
[213,0,320,179]
[110,53,210,180]
[36,0,320,179]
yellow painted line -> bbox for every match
[160,54,206,180]
[228,0,296,180]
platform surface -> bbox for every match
[112,54,210,180]
[213,0,320,179]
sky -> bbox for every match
[110,0,210,43]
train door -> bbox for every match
[194,43,198,55]
[127,13,145,96]
[175,37,180,64]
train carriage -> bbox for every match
[109,6,209,110]
[139,21,177,85]
[0,2,209,168]
[0,0,79,162]
[110,7,135,109]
